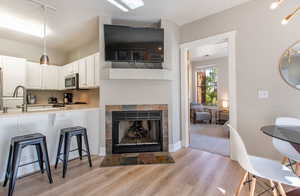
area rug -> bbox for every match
[100,152,175,167]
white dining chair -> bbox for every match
[228,124,300,196]
[273,117,300,175]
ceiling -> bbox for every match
[0,0,251,52]
[190,42,228,63]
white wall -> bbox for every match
[0,38,67,65]
[180,0,300,160]
[192,57,229,108]
[67,40,99,63]
[98,16,181,152]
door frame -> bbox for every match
[180,31,237,159]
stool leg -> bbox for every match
[83,130,92,167]
[55,134,63,169]
[41,138,53,184]
[8,144,22,196]
[76,135,83,160]
[63,134,71,178]
[35,144,44,174]
[3,145,13,187]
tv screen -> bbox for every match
[104,25,164,63]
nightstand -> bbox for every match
[217,109,229,125]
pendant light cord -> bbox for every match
[43,5,47,55]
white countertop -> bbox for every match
[0,105,101,118]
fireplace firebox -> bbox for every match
[112,110,163,154]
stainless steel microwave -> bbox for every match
[65,73,79,90]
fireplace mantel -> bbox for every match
[108,68,173,80]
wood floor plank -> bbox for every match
[0,148,293,196]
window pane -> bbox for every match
[196,66,218,106]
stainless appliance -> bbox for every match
[28,94,37,104]
[48,97,58,104]
[65,73,79,90]
[64,93,73,104]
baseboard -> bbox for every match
[99,147,106,156]
[169,141,182,152]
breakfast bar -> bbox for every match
[0,107,101,182]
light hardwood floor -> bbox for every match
[0,148,290,196]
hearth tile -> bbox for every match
[138,153,155,158]
[120,157,138,165]
[105,129,112,139]
[122,153,139,158]
[122,105,137,110]
[139,156,156,164]
[106,105,122,111]
[100,152,175,167]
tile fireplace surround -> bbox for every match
[105,104,169,154]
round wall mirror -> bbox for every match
[280,41,300,89]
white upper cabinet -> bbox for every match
[26,62,42,89]
[86,55,95,88]
[94,53,100,87]
[58,66,65,90]
[78,59,87,88]
[1,56,27,96]
[64,62,75,76]
[42,65,59,90]
[0,52,101,92]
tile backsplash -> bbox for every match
[28,88,99,107]
[3,98,23,109]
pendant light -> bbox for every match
[270,0,300,25]
[40,5,49,66]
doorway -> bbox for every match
[180,31,237,159]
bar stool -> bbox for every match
[3,133,53,196]
[55,126,92,178]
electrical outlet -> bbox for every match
[258,90,269,99]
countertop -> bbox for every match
[0,104,100,118]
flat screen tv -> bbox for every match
[104,25,164,63]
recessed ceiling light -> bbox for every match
[120,0,144,10]
[106,0,129,12]
[0,12,50,37]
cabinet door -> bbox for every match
[94,53,100,87]
[26,62,42,89]
[42,65,58,90]
[58,66,65,90]
[73,61,79,74]
[86,55,95,87]
[78,59,87,88]
[64,63,74,75]
[2,56,27,96]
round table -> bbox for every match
[261,125,300,195]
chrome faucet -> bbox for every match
[12,85,27,112]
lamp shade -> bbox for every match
[222,100,229,108]
[40,54,49,66]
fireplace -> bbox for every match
[105,104,169,155]
[112,111,163,154]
